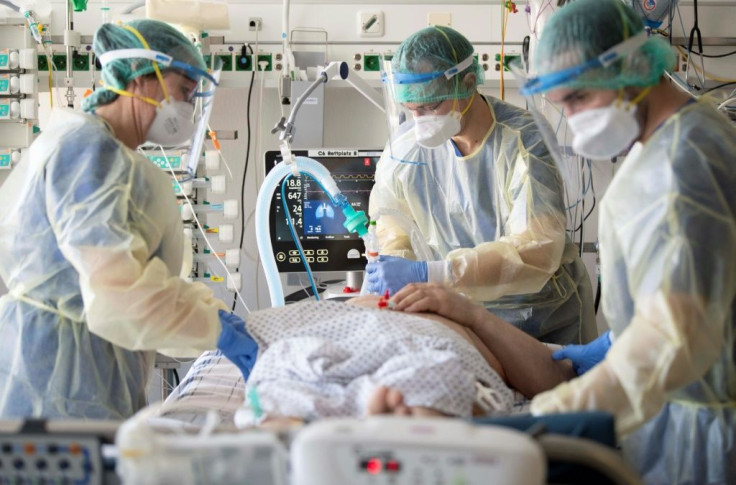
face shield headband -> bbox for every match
[520,31,648,96]
[381,53,475,86]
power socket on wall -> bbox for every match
[249,17,262,31]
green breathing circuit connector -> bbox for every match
[335,195,369,237]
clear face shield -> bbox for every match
[509,61,582,206]
[510,31,650,206]
[380,53,475,166]
[186,56,222,175]
[98,47,221,151]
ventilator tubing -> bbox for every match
[256,156,368,307]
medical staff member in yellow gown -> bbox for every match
[366,26,596,344]
[518,0,736,483]
[0,20,256,419]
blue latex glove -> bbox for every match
[364,255,428,296]
[217,310,259,380]
[552,330,612,375]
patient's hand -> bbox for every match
[391,283,486,330]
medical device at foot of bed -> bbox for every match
[291,417,546,485]
[0,419,119,484]
[116,414,288,485]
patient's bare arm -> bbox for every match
[390,284,575,398]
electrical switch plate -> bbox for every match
[427,12,452,27]
[358,11,384,37]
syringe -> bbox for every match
[184,224,235,244]
[363,220,380,263]
[180,200,238,221]
[192,248,240,268]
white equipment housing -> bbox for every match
[291,417,546,485]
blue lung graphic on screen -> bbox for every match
[315,203,335,220]
[304,200,345,235]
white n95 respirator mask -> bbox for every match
[567,103,640,159]
[413,94,475,149]
[146,99,196,147]
[414,112,463,149]
[566,87,651,160]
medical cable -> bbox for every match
[565,160,589,228]
[281,174,320,300]
[674,4,736,88]
[253,27,267,194]
[555,111,588,219]
[578,200,584,257]
[545,99,586,225]
[685,0,706,89]
[703,81,736,94]
[285,279,331,302]
[165,149,252,314]
[676,47,736,84]
[717,96,736,110]
[665,71,699,98]
[232,44,256,312]
[525,0,554,41]
[674,46,736,59]
[253,54,272,310]
[47,51,54,107]
[571,160,595,233]
[499,2,509,100]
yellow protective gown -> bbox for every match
[531,99,736,484]
[370,96,596,344]
[0,109,226,419]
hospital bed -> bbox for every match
[119,351,640,484]
[0,340,640,484]
[0,350,642,485]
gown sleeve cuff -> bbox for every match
[427,260,451,285]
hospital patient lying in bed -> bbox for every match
[158,285,575,426]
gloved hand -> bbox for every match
[552,330,612,375]
[217,310,259,380]
[364,255,428,296]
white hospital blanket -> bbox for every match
[236,301,513,425]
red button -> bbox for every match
[366,458,382,475]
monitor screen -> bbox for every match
[265,149,381,273]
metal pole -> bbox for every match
[65,0,75,107]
